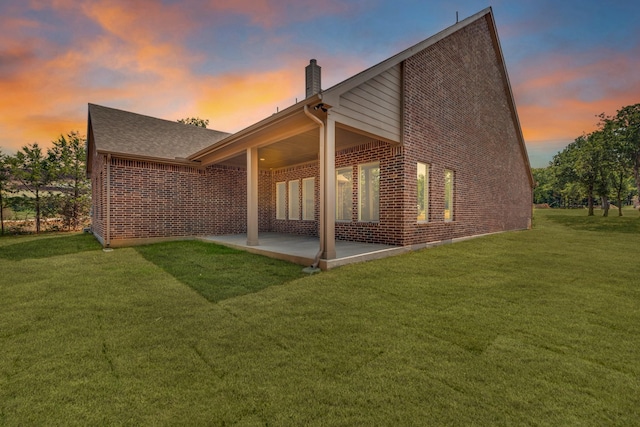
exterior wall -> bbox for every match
[401,16,532,245]
[89,150,106,243]
[91,158,247,245]
[334,141,405,245]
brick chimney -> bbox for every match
[305,59,321,98]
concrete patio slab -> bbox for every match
[200,233,410,270]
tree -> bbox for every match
[532,167,562,206]
[0,150,12,235]
[551,139,591,210]
[606,104,640,208]
[9,143,52,233]
[177,117,209,128]
[47,132,91,230]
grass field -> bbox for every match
[1,209,639,425]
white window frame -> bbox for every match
[417,162,429,223]
[288,179,300,220]
[302,177,315,221]
[276,181,286,220]
[336,167,353,222]
[358,162,380,222]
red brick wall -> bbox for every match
[334,141,405,245]
[400,15,532,245]
[94,159,247,243]
[89,151,106,243]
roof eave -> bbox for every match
[96,149,203,167]
[189,93,322,161]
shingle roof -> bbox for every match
[88,103,231,160]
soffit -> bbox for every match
[217,126,378,170]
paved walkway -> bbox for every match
[200,232,409,270]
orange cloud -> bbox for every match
[514,48,640,146]
[192,66,303,132]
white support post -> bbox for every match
[246,146,259,246]
[323,115,336,259]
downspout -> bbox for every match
[303,105,324,268]
[105,153,111,248]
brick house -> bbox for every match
[87,7,533,267]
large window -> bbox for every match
[444,169,454,222]
[302,177,315,220]
[276,181,286,220]
[417,162,429,222]
[336,167,353,221]
[288,180,300,220]
[359,162,380,222]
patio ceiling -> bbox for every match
[217,125,380,170]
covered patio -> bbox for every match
[200,233,409,270]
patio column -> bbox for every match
[246,146,259,246]
[323,114,336,259]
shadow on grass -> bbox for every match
[0,233,102,261]
[545,209,640,234]
[135,240,306,303]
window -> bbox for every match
[288,180,300,220]
[444,169,454,222]
[359,162,380,222]
[417,162,429,222]
[276,181,286,220]
[336,167,352,221]
[302,177,315,220]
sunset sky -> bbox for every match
[1,0,638,167]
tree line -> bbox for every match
[0,132,90,234]
[533,103,640,216]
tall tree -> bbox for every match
[48,131,90,230]
[177,117,209,128]
[9,143,51,233]
[0,150,12,235]
[599,113,634,216]
[608,104,640,204]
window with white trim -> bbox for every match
[444,169,454,222]
[288,180,300,220]
[302,177,314,220]
[417,162,429,222]
[276,181,286,220]
[336,167,352,221]
[359,162,380,222]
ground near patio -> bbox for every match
[1,209,639,425]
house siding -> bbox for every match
[336,64,403,142]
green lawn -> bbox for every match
[1,209,639,425]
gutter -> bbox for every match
[303,105,325,269]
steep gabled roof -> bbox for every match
[87,103,231,161]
